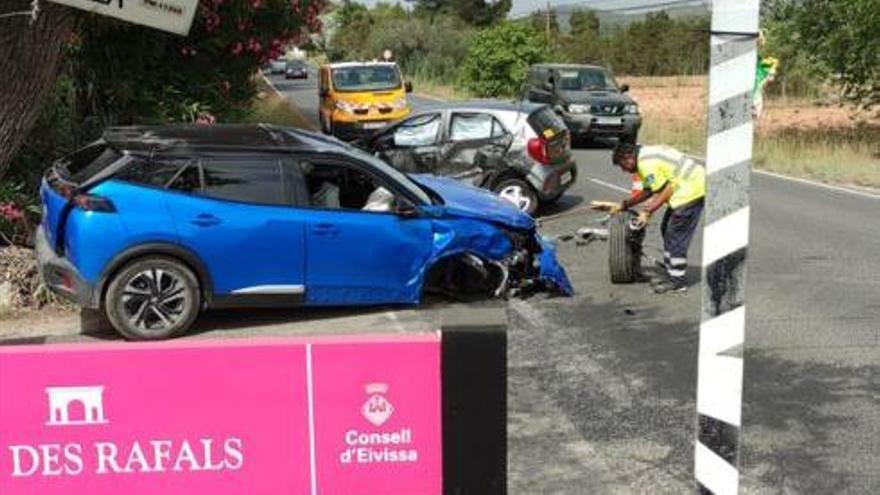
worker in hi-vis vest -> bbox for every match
[591,142,705,293]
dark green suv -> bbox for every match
[525,64,641,143]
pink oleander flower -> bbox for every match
[196,112,217,125]
[0,202,24,222]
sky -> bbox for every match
[354,0,710,19]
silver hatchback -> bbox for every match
[359,101,577,215]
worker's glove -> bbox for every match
[590,200,624,214]
[632,210,651,230]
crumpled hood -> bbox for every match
[411,174,534,230]
[559,90,634,106]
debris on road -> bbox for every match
[548,225,609,247]
[576,227,609,241]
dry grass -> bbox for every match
[625,76,880,188]
[0,246,74,319]
[247,76,315,130]
[410,76,475,101]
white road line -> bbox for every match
[587,177,630,193]
[260,72,284,97]
[261,72,319,131]
[589,170,878,202]
[755,170,880,200]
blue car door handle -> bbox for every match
[191,213,222,227]
[312,223,339,236]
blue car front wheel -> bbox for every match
[103,256,201,340]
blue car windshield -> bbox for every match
[285,130,433,205]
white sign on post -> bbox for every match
[46,0,199,35]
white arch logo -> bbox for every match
[45,386,109,427]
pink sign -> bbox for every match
[0,334,442,495]
[312,342,442,494]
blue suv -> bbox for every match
[37,125,572,340]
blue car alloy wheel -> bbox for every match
[104,256,201,340]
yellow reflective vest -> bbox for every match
[636,145,705,209]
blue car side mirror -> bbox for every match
[395,203,420,218]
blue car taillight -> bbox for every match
[73,193,116,212]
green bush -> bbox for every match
[327,6,473,86]
[71,0,326,126]
[459,22,547,97]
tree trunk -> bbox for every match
[0,1,76,180]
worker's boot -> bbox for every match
[653,277,687,294]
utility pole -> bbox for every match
[545,0,551,44]
[694,0,760,494]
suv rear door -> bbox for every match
[165,154,307,302]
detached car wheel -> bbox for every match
[609,212,643,284]
[494,178,539,216]
[104,256,200,340]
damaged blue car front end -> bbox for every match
[411,175,573,300]
[306,173,573,305]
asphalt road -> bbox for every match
[267,71,879,493]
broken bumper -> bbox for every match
[536,236,574,296]
[490,231,573,298]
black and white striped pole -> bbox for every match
[695,0,760,493]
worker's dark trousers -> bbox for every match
[660,198,704,285]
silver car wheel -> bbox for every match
[498,184,532,212]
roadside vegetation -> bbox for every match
[248,77,315,129]
[630,77,879,188]
[321,0,876,188]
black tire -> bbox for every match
[609,213,640,284]
[103,256,201,340]
[492,177,539,216]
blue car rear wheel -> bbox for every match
[104,256,200,340]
